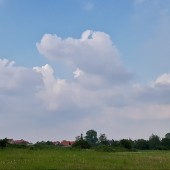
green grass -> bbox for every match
[0,148,170,169]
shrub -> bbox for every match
[72,140,91,149]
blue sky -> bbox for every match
[0,0,170,142]
[1,0,170,80]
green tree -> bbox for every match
[119,139,132,149]
[72,139,91,149]
[110,140,119,147]
[75,133,83,141]
[149,134,161,150]
[46,141,54,145]
[0,138,8,148]
[161,138,170,150]
[134,139,149,150]
[85,129,98,146]
[98,133,109,145]
[165,133,170,139]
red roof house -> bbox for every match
[60,140,75,147]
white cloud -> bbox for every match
[0,59,41,93]
[34,64,67,110]
[35,30,134,112]
[36,30,117,65]
[0,58,15,67]
[32,62,170,120]
[73,68,84,78]
[154,73,170,86]
[132,73,170,106]
[1,30,170,142]
[36,30,133,85]
[1,57,170,142]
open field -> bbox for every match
[0,148,170,169]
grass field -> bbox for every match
[0,148,170,169]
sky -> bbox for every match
[0,0,170,143]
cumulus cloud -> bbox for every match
[35,29,135,111]
[35,30,170,123]
[32,62,170,120]
[1,30,170,142]
[36,30,118,64]
[132,73,170,107]
[1,57,170,142]
[33,64,67,110]
[0,59,41,94]
[154,73,170,86]
[36,30,133,84]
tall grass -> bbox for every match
[0,148,170,169]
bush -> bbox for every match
[72,140,91,149]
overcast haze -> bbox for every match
[0,0,170,143]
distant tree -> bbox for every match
[165,133,170,139]
[75,136,81,141]
[72,139,91,149]
[98,133,109,145]
[81,133,83,140]
[0,138,8,148]
[110,140,119,147]
[134,139,149,150]
[161,138,170,150]
[149,134,161,150]
[35,141,46,145]
[119,139,132,149]
[46,141,54,145]
[85,130,98,146]
[75,133,84,141]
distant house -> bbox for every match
[8,139,30,145]
[60,140,75,147]
[8,139,15,144]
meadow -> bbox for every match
[0,148,170,169]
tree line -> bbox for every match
[1,130,170,151]
[72,130,170,151]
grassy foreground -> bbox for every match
[0,148,170,169]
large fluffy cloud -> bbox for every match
[36,30,133,85]
[36,26,170,138]
[33,64,67,110]
[35,66,132,110]
[0,59,41,94]
[1,30,170,142]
